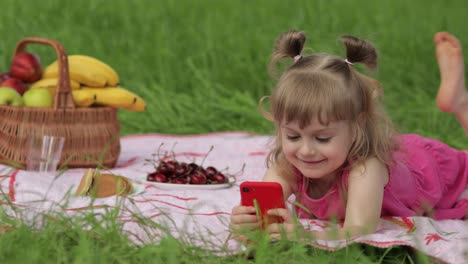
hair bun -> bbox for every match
[274,30,306,58]
[340,35,377,71]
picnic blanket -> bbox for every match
[1,132,467,264]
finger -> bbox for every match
[267,208,292,222]
[231,205,257,215]
[230,214,260,224]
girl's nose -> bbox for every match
[299,140,316,156]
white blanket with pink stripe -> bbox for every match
[1,132,467,264]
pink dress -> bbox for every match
[295,134,468,220]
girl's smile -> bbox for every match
[300,159,325,164]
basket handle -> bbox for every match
[14,37,75,110]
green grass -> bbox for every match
[0,0,467,262]
[0,202,432,264]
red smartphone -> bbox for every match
[240,181,286,228]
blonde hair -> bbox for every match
[261,30,399,177]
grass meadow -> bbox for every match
[0,0,467,263]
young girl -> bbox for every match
[230,30,468,241]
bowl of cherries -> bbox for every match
[144,147,238,190]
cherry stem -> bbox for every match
[200,145,214,166]
[170,142,178,160]
[154,142,165,165]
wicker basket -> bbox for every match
[0,37,121,168]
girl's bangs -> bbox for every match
[274,73,358,128]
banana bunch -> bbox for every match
[29,55,146,112]
[43,55,119,87]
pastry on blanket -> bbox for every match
[75,168,133,198]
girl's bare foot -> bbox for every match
[434,32,468,134]
[435,32,467,113]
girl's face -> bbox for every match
[280,118,354,181]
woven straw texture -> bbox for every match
[0,37,120,168]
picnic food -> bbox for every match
[29,77,81,90]
[0,77,27,95]
[30,81,145,110]
[1,48,146,111]
[22,88,53,107]
[0,87,23,106]
[28,54,146,111]
[147,160,229,185]
[0,37,121,169]
[43,55,119,87]
[10,52,43,83]
[75,168,133,198]
[71,87,146,111]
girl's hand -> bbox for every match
[265,208,302,240]
[230,205,261,241]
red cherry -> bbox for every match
[187,163,199,173]
[205,166,217,177]
[175,162,188,176]
[189,172,207,184]
[154,173,167,183]
[167,172,177,179]
[157,162,169,175]
[149,153,234,185]
[147,173,156,182]
[166,161,177,174]
[173,177,188,184]
[148,172,167,182]
[212,172,227,184]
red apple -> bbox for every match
[0,77,28,95]
[10,52,43,83]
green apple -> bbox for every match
[0,86,24,106]
[23,88,53,107]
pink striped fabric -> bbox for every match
[0,132,466,264]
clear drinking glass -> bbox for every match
[27,135,65,175]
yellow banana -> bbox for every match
[69,55,119,86]
[30,77,81,90]
[73,87,146,111]
[43,55,118,87]
[43,61,106,87]
[72,90,96,107]
[44,87,57,97]
[42,87,95,107]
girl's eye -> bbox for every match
[286,135,300,141]
[316,137,331,143]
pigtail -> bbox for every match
[269,30,306,78]
[340,35,378,71]
[339,36,399,167]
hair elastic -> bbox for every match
[344,58,353,65]
[293,55,302,63]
